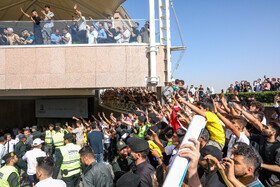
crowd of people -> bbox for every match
[226,76,280,93]
[0,79,279,187]
[0,4,150,46]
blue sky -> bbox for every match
[122,0,280,92]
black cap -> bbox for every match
[116,173,141,187]
[147,125,159,136]
[150,117,159,124]
[32,126,37,130]
[157,121,168,129]
[200,145,222,161]
[116,141,127,151]
[127,137,149,152]
[64,133,74,140]
[138,116,146,123]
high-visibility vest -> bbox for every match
[45,130,55,144]
[61,129,68,135]
[53,132,64,147]
[137,125,149,138]
[83,131,87,143]
[0,165,20,187]
[60,143,81,178]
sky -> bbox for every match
[122,0,280,92]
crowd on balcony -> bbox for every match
[226,76,280,93]
[0,4,150,46]
[0,78,279,186]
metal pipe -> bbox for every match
[158,0,164,45]
[149,0,158,85]
[166,0,172,83]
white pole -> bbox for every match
[149,0,158,85]
[166,0,171,83]
[158,0,164,45]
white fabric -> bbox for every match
[104,134,111,144]
[122,29,131,43]
[88,30,98,44]
[35,177,66,187]
[72,125,84,143]
[64,33,72,44]
[22,148,46,175]
[189,87,196,96]
[261,115,267,126]
[4,139,16,154]
[0,144,6,165]
[227,131,249,158]
[77,16,87,31]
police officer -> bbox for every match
[53,127,65,161]
[0,152,20,187]
[127,137,155,187]
[14,134,28,175]
[53,133,81,187]
[134,116,150,139]
[44,124,56,156]
[112,141,133,182]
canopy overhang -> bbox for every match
[0,0,126,21]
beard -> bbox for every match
[235,173,246,179]
[120,153,127,158]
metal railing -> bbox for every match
[0,19,160,46]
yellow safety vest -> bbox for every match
[60,143,81,178]
[45,130,56,144]
[0,165,20,187]
[53,132,64,147]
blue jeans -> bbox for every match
[94,153,103,163]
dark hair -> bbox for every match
[62,28,68,31]
[233,116,247,129]
[164,127,174,139]
[268,121,280,137]
[175,79,180,84]
[232,142,259,173]
[199,98,214,112]
[179,80,185,85]
[4,133,11,139]
[252,111,264,122]
[175,128,186,144]
[201,128,210,143]
[250,101,264,112]
[79,146,95,158]
[135,22,139,26]
[37,157,54,177]
[45,5,50,8]
[99,22,104,26]
[140,148,149,158]
[31,10,37,13]
[0,136,6,143]
[91,122,97,130]
[76,120,82,125]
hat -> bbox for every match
[127,137,149,152]
[33,138,44,146]
[148,113,156,119]
[19,134,26,140]
[32,126,37,130]
[64,133,74,140]
[49,124,54,127]
[55,123,61,127]
[150,117,159,124]
[2,152,16,163]
[138,116,146,123]
[116,173,141,187]
[157,121,168,129]
[117,141,127,151]
[55,127,61,132]
[200,145,222,161]
[146,126,159,136]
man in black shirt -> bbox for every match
[105,22,116,43]
[250,121,280,186]
[129,22,140,43]
[127,137,155,187]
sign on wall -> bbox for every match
[35,99,88,118]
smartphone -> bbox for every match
[228,102,234,108]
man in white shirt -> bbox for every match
[4,133,16,154]
[69,120,84,147]
[189,85,196,96]
[61,28,72,44]
[35,157,66,187]
[0,136,7,167]
[121,26,131,43]
[22,138,46,187]
[87,26,98,44]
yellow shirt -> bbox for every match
[148,140,163,159]
[205,111,225,145]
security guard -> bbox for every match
[112,141,133,182]
[44,124,56,156]
[127,137,155,187]
[0,152,20,187]
[53,127,65,161]
[14,134,28,175]
[53,133,81,187]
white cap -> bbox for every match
[33,138,44,146]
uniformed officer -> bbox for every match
[127,137,155,187]
[0,152,20,187]
[53,133,81,187]
[53,127,65,161]
[44,124,56,156]
[112,141,133,182]
[31,126,42,140]
[14,134,28,175]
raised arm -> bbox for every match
[177,93,205,117]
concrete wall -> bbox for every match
[0,44,166,91]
